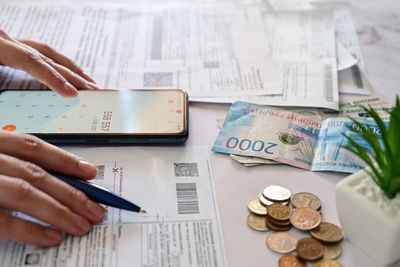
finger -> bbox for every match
[0,132,98,180]
[0,175,91,236]
[0,153,105,223]
[0,37,78,98]
[0,211,63,247]
[17,39,96,84]
[40,55,100,91]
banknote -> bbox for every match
[212,102,322,170]
[320,95,392,121]
[311,117,388,173]
[230,154,281,166]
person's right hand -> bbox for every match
[0,28,99,98]
[0,131,106,247]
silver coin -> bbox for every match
[259,193,288,206]
[263,185,291,202]
[266,231,298,254]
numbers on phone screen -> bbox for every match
[101,111,112,131]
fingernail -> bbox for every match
[64,82,78,95]
[73,215,91,234]
[79,160,98,178]
[46,228,63,241]
[87,200,105,219]
[85,81,100,90]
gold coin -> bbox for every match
[290,207,321,231]
[266,232,298,254]
[259,193,288,206]
[279,255,306,267]
[296,238,324,261]
[312,259,344,267]
[247,197,267,216]
[310,222,344,243]
[246,213,270,232]
[291,192,321,210]
[268,215,291,226]
[265,216,291,231]
[263,185,292,202]
[323,243,342,260]
[267,203,291,221]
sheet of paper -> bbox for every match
[194,10,339,110]
[0,3,280,98]
[261,0,373,95]
[0,146,228,267]
[336,40,358,71]
[312,1,373,95]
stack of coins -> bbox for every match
[246,185,345,266]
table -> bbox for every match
[189,0,400,266]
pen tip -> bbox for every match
[140,209,147,213]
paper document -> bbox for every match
[196,10,339,110]
[0,146,227,267]
[0,3,280,98]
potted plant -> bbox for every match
[335,96,400,265]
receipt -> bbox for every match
[196,10,339,110]
[0,146,227,267]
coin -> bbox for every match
[291,192,321,210]
[263,185,292,202]
[279,255,306,267]
[312,259,344,267]
[296,238,324,261]
[259,193,288,206]
[310,222,344,243]
[267,216,291,226]
[246,213,270,232]
[323,243,342,260]
[265,216,291,231]
[267,203,291,221]
[247,197,267,216]
[266,232,298,254]
[290,207,321,230]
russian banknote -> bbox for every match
[311,117,388,173]
[212,102,322,170]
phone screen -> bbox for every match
[0,90,187,135]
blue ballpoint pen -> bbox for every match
[46,170,146,213]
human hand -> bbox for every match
[0,131,106,247]
[0,28,99,98]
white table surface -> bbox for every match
[188,0,400,266]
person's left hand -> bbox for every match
[0,28,99,97]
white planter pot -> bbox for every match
[336,168,400,265]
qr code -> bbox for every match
[93,165,105,180]
[24,253,40,265]
[174,163,199,177]
[143,72,173,87]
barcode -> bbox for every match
[94,165,105,180]
[174,163,199,177]
[351,65,364,88]
[143,72,173,87]
[323,64,334,102]
[176,183,199,214]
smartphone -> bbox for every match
[0,89,188,144]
